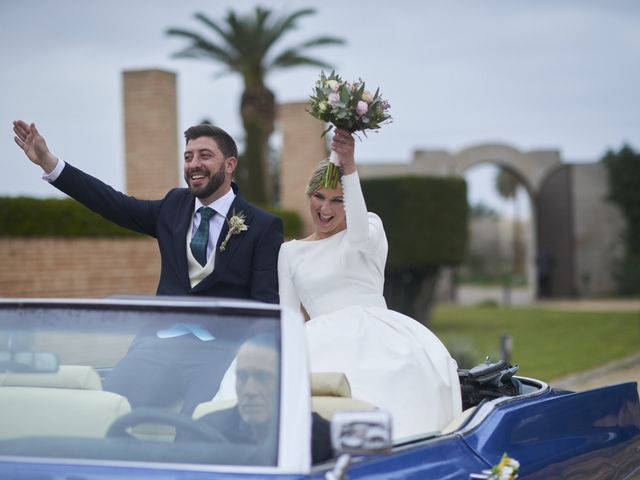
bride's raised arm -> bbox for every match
[331,130,385,251]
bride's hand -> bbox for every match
[331,129,355,175]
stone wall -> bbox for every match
[572,163,625,296]
[537,164,575,297]
[0,238,160,298]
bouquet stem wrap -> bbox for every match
[323,150,342,188]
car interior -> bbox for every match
[0,301,538,467]
[0,361,529,443]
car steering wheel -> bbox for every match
[106,407,228,443]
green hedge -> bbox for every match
[262,205,303,239]
[0,196,303,240]
[361,176,468,269]
[0,197,140,237]
[603,144,640,294]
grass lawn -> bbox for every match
[430,304,640,382]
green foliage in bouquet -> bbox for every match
[307,70,392,189]
[307,70,392,136]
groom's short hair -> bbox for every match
[184,124,238,160]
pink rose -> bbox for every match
[328,92,340,106]
[356,100,368,117]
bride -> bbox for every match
[277,129,462,439]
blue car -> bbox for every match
[0,297,638,479]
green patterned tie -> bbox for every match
[190,207,216,267]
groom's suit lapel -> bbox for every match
[172,196,195,291]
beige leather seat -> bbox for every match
[0,387,131,439]
[440,406,477,434]
[0,365,102,390]
[0,365,131,439]
[311,372,377,420]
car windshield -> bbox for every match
[0,299,282,468]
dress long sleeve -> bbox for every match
[341,171,387,258]
[277,245,301,312]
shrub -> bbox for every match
[0,197,303,240]
[602,144,640,294]
[362,176,468,323]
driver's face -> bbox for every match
[236,344,278,426]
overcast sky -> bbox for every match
[2,0,639,206]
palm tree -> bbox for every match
[167,7,345,204]
[495,167,525,300]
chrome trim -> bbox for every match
[0,454,301,474]
[0,296,280,312]
[458,376,551,434]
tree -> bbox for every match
[167,7,345,204]
[494,167,526,301]
[362,176,468,325]
[603,144,640,294]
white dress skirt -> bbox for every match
[278,172,462,440]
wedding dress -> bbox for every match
[278,172,462,440]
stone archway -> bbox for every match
[355,144,563,303]
[456,160,538,305]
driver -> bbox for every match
[182,333,334,464]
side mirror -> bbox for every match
[330,410,393,455]
[0,350,60,373]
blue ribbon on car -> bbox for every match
[156,323,215,341]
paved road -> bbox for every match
[551,352,640,397]
[535,298,640,312]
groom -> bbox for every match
[12,120,283,413]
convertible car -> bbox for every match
[0,297,638,479]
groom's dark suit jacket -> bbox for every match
[52,163,283,303]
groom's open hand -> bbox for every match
[13,120,59,173]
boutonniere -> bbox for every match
[219,209,249,252]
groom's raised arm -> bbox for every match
[52,163,161,236]
[12,119,160,237]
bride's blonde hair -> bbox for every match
[305,159,343,197]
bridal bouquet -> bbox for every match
[307,70,392,188]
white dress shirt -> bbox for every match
[191,189,235,261]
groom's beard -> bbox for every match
[186,163,226,199]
